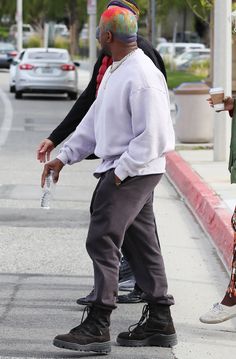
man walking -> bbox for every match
[37,0,167,305]
[42,6,177,354]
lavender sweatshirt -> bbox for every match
[57,49,175,180]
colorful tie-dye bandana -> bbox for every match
[107,0,140,18]
[100,6,138,43]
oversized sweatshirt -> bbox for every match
[48,35,166,150]
[57,49,175,180]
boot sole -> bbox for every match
[117,333,177,348]
[53,338,111,354]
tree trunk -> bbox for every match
[147,0,152,42]
[68,0,79,57]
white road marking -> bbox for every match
[0,88,13,147]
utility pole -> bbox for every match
[213,0,232,161]
[16,0,23,52]
[87,0,97,78]
[44,23,49,49]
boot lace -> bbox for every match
[71,306,98,335]
[71,305,108,336]
[128,304,149,334]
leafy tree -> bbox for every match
[186,0,213,22]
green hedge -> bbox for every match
[167,70,206,90]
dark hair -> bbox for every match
[107,1,140,14]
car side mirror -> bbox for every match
[73,61,80,67]
[7,58,13,63]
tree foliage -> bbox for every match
[186,0,213,22]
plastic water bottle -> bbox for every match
[40,170,55,209]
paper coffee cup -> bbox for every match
[209,87,224,111]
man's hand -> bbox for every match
[207,97,234,112]
[41,158,64,188]
[37,139,55,163]
[223,97,234,112]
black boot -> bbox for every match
[117,303,177,347]
[53,305,112,354]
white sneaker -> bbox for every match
[118,278,135,291]
[200,302,236,324]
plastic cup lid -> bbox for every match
[209,87,224,94]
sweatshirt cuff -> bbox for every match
[57,152,69,165]
[114,165,129,181]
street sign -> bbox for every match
[87,0,97,15]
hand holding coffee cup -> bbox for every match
[209,87,225,111]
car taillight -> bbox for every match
[9,51,17,57]
[19,64,34,70]
[61,64,75,71]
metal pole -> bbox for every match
[151,0,156,47]
[16,0,23,52]
[44,23,49,49]
[87,0,97,78]
[213,0,232,161]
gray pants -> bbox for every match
[86,169,174,309]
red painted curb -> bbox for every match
[166,151,233,269]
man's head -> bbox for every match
[99,6,138,51]
[107,0,140,18]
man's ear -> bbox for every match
[106,31,113,43]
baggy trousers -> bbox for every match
[86,169,174,309]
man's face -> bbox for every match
[98,22,112,55]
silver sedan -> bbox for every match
[14,48,79,100]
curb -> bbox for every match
[166,151,233,269]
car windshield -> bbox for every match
[23,26,31,32]
[0,43,15,51]
[27,51,68,60]
[159,47,170,55]
[181,52,197,60]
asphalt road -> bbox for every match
[0,66,236,359]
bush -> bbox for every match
[53,36,70,50]
[25,35,42,48]
[0,26,9,41]
[166,70,206,89]
[187,59,210,78]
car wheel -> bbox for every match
[68,91,77,100]
[15,91,23,99]
[10,85,15,93]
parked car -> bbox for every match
[176,31,201,43]
[9,49,25,92]
[0,42,17,69]
[14,48,79,99]
[9,24,35,45]
[156,37,167,45]
[174,48,210,70]
[54,24,69,38]
[183,54,211,72]
[156,42,206,62]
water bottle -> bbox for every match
[40,170,55,209]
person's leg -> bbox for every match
[120,193,172,304]
[118,195,162,303]
[116,191,177,347]
[86,171,165,308]
[54,171,166,351]
[200,209,236,324]
[221,214,236,306]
